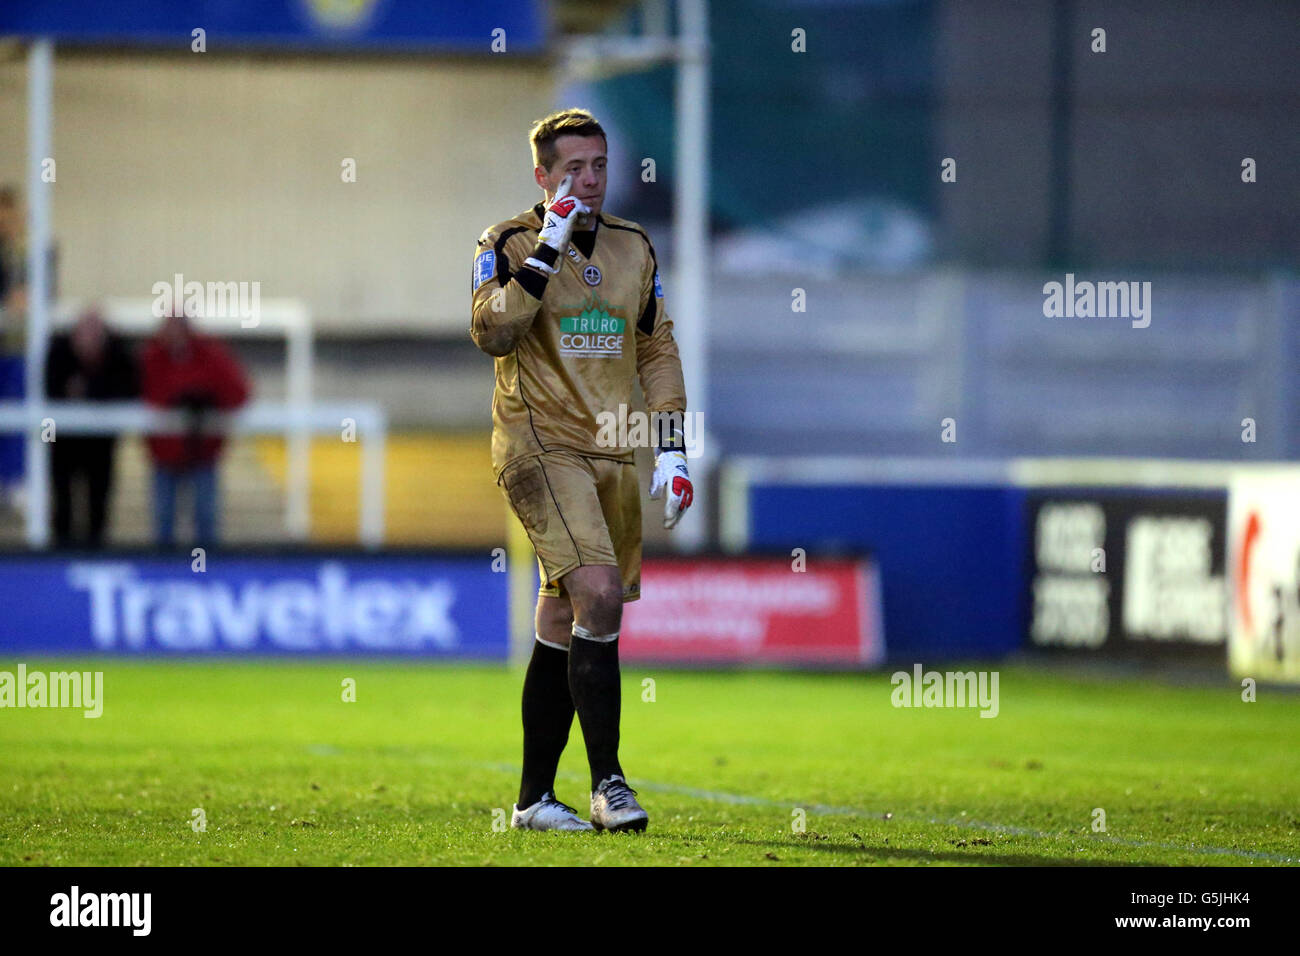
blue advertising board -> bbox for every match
[0,1,547,53]
[0,553,508,658]
[746,484,1028,662]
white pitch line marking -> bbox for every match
[480,762,1296,864]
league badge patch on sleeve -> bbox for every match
[653,269,664,298]
[473,250,496,291]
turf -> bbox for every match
[0,659,1296,866]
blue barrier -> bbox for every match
[746,483,1028,662]
[0,553,508,658]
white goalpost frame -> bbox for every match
[17,35,401,555]
[23,39,53,550]
[21,10,713,554]
[20,40,326,550]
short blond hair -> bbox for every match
[529,108,607,172]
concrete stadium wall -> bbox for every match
[0,49,554,332]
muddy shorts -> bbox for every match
[499,450,642,603]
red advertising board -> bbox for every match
[622,556,884,667]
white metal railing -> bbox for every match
[0,400,386,548]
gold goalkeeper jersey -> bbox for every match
[470,202,687,478]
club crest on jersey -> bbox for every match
[558,294,625,359]
[473,250,495,291]
[583,265,602,286]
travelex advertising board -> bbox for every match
[0,554,508,658]
[0,552,880,667]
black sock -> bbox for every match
[518,639,575,809]
[568,630,624,791]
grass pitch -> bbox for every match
[1,659,1296,866]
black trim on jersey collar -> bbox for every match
[597,214,649,246]
[598,216,655,271]
[600,216,660,335]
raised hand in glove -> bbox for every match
[525,174,591,275]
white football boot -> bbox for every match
[590,775,649,832]
[511,792,595,832]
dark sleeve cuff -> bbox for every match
[653,410,687,454]
[514,265,549,301]
[529,242,559,270]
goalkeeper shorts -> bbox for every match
[498,450,642,603]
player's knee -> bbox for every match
[561,565,622,633]
[582,594,622,636]
[569,576,622,635]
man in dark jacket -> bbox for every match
[45,308,138,548]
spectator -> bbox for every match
[0,186,29,510]
[141,310,250,547]
[0,185,30,345]
[45,308,139,548]
[0,185,59,514]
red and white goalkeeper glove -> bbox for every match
[650,447,694,530]
[526,174,590,275]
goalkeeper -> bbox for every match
[470,108,692,833]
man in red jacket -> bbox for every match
[140,310,250,547]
